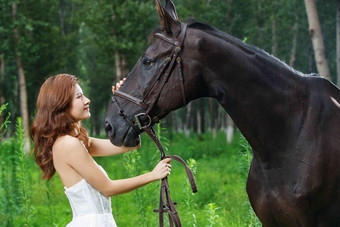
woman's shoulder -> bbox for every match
[53,135,83,155]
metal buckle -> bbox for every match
[135,113,152,129]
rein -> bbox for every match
[111,23,198,226]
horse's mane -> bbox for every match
[147,19,316,78]
[186,19,312,78]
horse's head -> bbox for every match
[104,0,204,146]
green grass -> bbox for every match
[0,107,261,226]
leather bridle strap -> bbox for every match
[143,126,197,227]
[112,23,188,130]
[153,154,197,227]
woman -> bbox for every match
[30,74,171,226]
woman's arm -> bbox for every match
[88,137,140,157]
[60,137,170,197]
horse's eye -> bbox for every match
[143,59,153,66]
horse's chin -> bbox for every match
[122,126,141,147]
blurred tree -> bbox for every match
[74,0,157,135]
[304,0,331,80]
[11,1,30,150]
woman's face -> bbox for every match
[68,84,91,122]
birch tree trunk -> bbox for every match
[225,114,234,144]
[289,10,299,67]
[304,0,331,80]
[337,0,340,85]
[12,2,30,151]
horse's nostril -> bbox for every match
[104,121,113,134]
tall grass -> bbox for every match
[14,118,32,225]
[0,105,33,226]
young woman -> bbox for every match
[30,74,171,226]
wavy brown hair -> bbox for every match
[30,74,90,180]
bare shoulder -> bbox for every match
[53,135,86,158]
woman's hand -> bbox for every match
[112,78,126,93]
[151,158,171,181]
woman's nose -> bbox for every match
[84,96,90,105]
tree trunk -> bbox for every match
[304,0,331,81]
[225,0,232,32]
[271,15,278,56]
[114,48,123,80]
[209,98,216,138]
[12,2,30,151]
[225,114,234,144]
[197,108,201,134]
[289,8,299,67]
[256,0,263,46]
[337,0,340,85]
[184,102,192,136]
[198,99,205,134]
[0,55,4,125]
[121,56,128,78]
[216,105,223,130]
[59,0,66,37]
[192,102,198,133]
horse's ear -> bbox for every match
[156,0,181,36]
[165,0,179,20]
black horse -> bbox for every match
[104,0,340,226]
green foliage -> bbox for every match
[14,118,32,225]
[0,0,337,136]
[204,203,221,227]
[0,103,10,138]
[0,112,33,226]
[0,128,263,226]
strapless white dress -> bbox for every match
[64,165,117,227]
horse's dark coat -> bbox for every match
[104,1,340,226]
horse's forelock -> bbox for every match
[148,27,163,44]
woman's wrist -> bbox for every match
[148,171,157,182]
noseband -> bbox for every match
[112,23,188,151]
[110,23,197,227]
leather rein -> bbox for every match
[111,23,197,227]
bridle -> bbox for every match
[110,23,197,227]
[112,23,188,151]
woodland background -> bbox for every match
[0,0,338,142]
[0,0,339,226]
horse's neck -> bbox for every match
[204,39,307,162]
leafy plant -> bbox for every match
[204,202,221,227]
[14,117,32,226]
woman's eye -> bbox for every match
[143,59,153,66]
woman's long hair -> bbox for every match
[30,74,89,180]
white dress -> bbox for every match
[64,161,117,226]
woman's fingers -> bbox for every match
[112,78,126,94]
[152,158,172,180]
[162,158,172,176]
